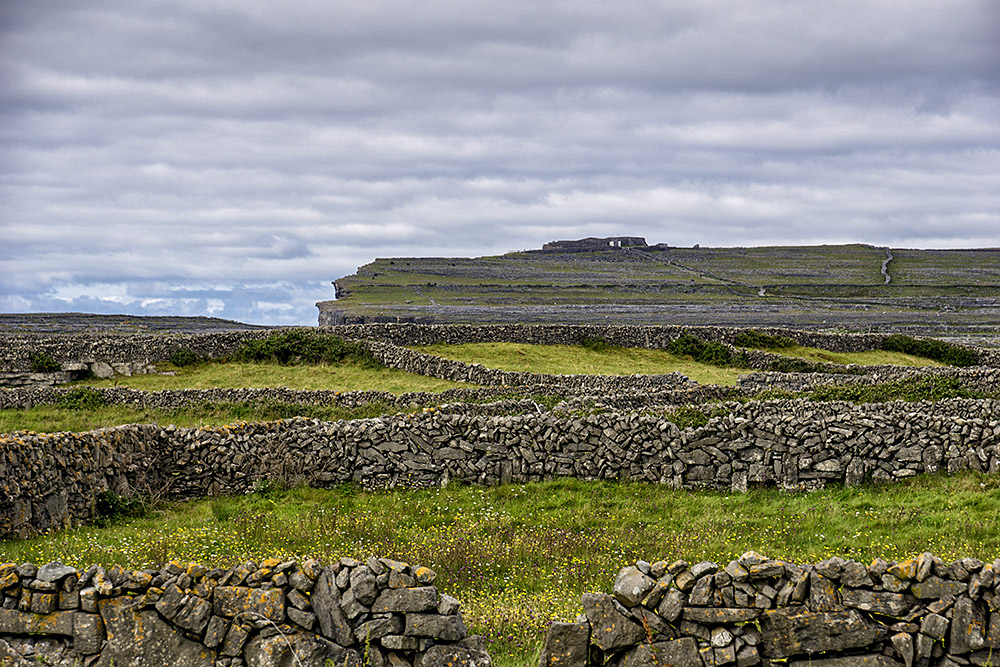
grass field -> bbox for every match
[0,332,991,667]
[75,360,467,393]
[415,341,940,385]
[2,474,997,666]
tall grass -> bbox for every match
[2,475,997,667]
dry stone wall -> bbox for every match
[540,551,1000,667]
[0,556,490,667]
[4,324,996,388]
[4,398,999,539]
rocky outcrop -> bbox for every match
[541,552,1000,667]
[0,557,487,667]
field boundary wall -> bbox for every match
[3,398,999,538]
[538,552,1000,667]
[0,556,489,667]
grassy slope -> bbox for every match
[2,475,997,665]
[330,246,1000,323]
[75,361,466,393]
[416,342,941,385]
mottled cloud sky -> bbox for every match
[2,0,998,324]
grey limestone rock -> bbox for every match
[618,638,700,667]
[404,613,467,641]
[582,593,645,651]
[538,621,590,667]
[311,567,355,647]
[96,596,214,667]
[760,607,889,659]
[613,566,655,607]
[418,644,492,667]
[371,586,439,613]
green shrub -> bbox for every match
[809,375,984,403]
[733,330,796,350]
[580,337,612,353]
[92,490,149,527]
[169,348,202,367]
[667,331,741,367]
[880,334,978,367]
[232,330,382,368]
[58,387,106,410]
[29,352,61,373]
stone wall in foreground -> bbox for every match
[0,556,489,667]
[540,551,1000,667]
[3,398,999,538]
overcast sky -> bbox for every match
[2,1,998,325]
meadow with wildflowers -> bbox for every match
[2,474,998,666]
[1,333,996,666]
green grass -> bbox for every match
[2,474,997,666]
[414,341,946,386]
[415,342,748,385]
[0,401,405,434]
[73,361,468,393]
[776,346,944,367]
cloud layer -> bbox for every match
[2,0,998,324]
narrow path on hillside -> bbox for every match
[881,248,893,285]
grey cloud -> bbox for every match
[2,0,997,325]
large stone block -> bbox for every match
[312,566,355,647]
[213,585,285,623]
[787,655,903,666]
[613,566,655,607]
[841,589,911,617]
[95,596,215,667]
[245,632,360,667]
[618,637,700,667]
[582,593,645,651]
[405,612,467,641]
[419,645,492,667]
[539,621,589,667]
[0,607,75,636]
[760,606,888,659]
[73,611,105,655]
[371,586,439,613]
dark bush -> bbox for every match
[58,387,106,410]
[29,352,61,373]
[667,331,741,367]
[169,348,202,367]
[232,330,381,367]
[880,334,978,367]
[92,490,149,527]
[580,336,612,353]
[733,329,796,350]
[662,405,730,429]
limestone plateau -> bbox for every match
[318,239,1000,346]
